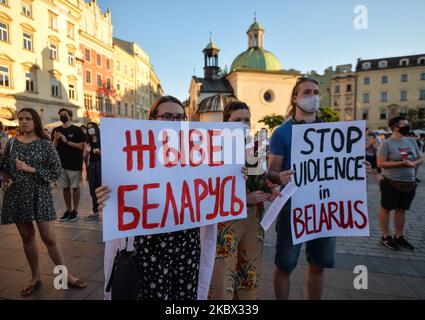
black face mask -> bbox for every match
[397,125,410,136]
[60,116,69,123]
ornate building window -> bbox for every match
[85,70,91,84]
[22,1,32,17]
[49,42,58,60]
[48,11,58,31]
[380,107,387,120]
[0,21,9,42]
[85,48,91,62]
[399,58,409,66]
[68,83,75,100]
[68,50,75,66]
[23,32,33,51]
[378,60,388,68]
[25,70,36,92]
[67,22,75,40]
[0,65,10,87]
[50,78,60,97]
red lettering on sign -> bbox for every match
[142,183,160,229]
[117,185,140,231]
[207,129,224,167]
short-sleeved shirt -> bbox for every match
[52,125,86,171]
[269,118,322,171]
[269,119,294,171]
[377,137,421,182]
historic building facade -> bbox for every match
[188,19,300,133]
[113,37,162,119]
[0,0,162,125]
[355,54,425,129]
[79,0,114,122]
[331,64,356,121]
[0,0,84,123]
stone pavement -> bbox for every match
[0,164,424,300]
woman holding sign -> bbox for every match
[96,96,201,300]
[208,101,278,300]
[0,108,87,296]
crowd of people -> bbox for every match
[0,76,423,300]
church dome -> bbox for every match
[230,19,282,72]
[230,47,282,71]
[198,94,236,114]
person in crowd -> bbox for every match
[51,108,86,222]
[0,108,87,296]
[365,128,382,182]
[420,134,425,153]
[0,126,8,163]
[83,122,102,221]
[208,100,278,300]
[377,116,423,250]
[80,125,89,181]
[96,96,201,300]
[268,77,371,300]
[0,122,9,140]
[408,131,423,183]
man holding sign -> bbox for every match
[268,78,370,300]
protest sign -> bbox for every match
[101,118,247,242]
[290,120,369,244]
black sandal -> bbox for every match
[21,280,41,297]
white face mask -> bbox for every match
[297,95,320,113]
[88,128,96,135]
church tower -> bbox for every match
[203,36,220,80]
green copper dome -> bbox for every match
[230,47,282,71]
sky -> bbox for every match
[97,0,425,101]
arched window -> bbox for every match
[399,58,409,66]
[378,60,388,68]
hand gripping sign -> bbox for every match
[290,120,369,245]
[100,118,248,242]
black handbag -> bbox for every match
[106,238,142,300]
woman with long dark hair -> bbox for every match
[96,96,201,300]
[84,122,102,221]
[0,108,87,296]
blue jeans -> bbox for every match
[275,203,336,273]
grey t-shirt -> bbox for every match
[377,137,421,182]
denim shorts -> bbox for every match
[274,202,336,273]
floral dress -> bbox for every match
[209,140,271,300]
[1,138,62,224]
